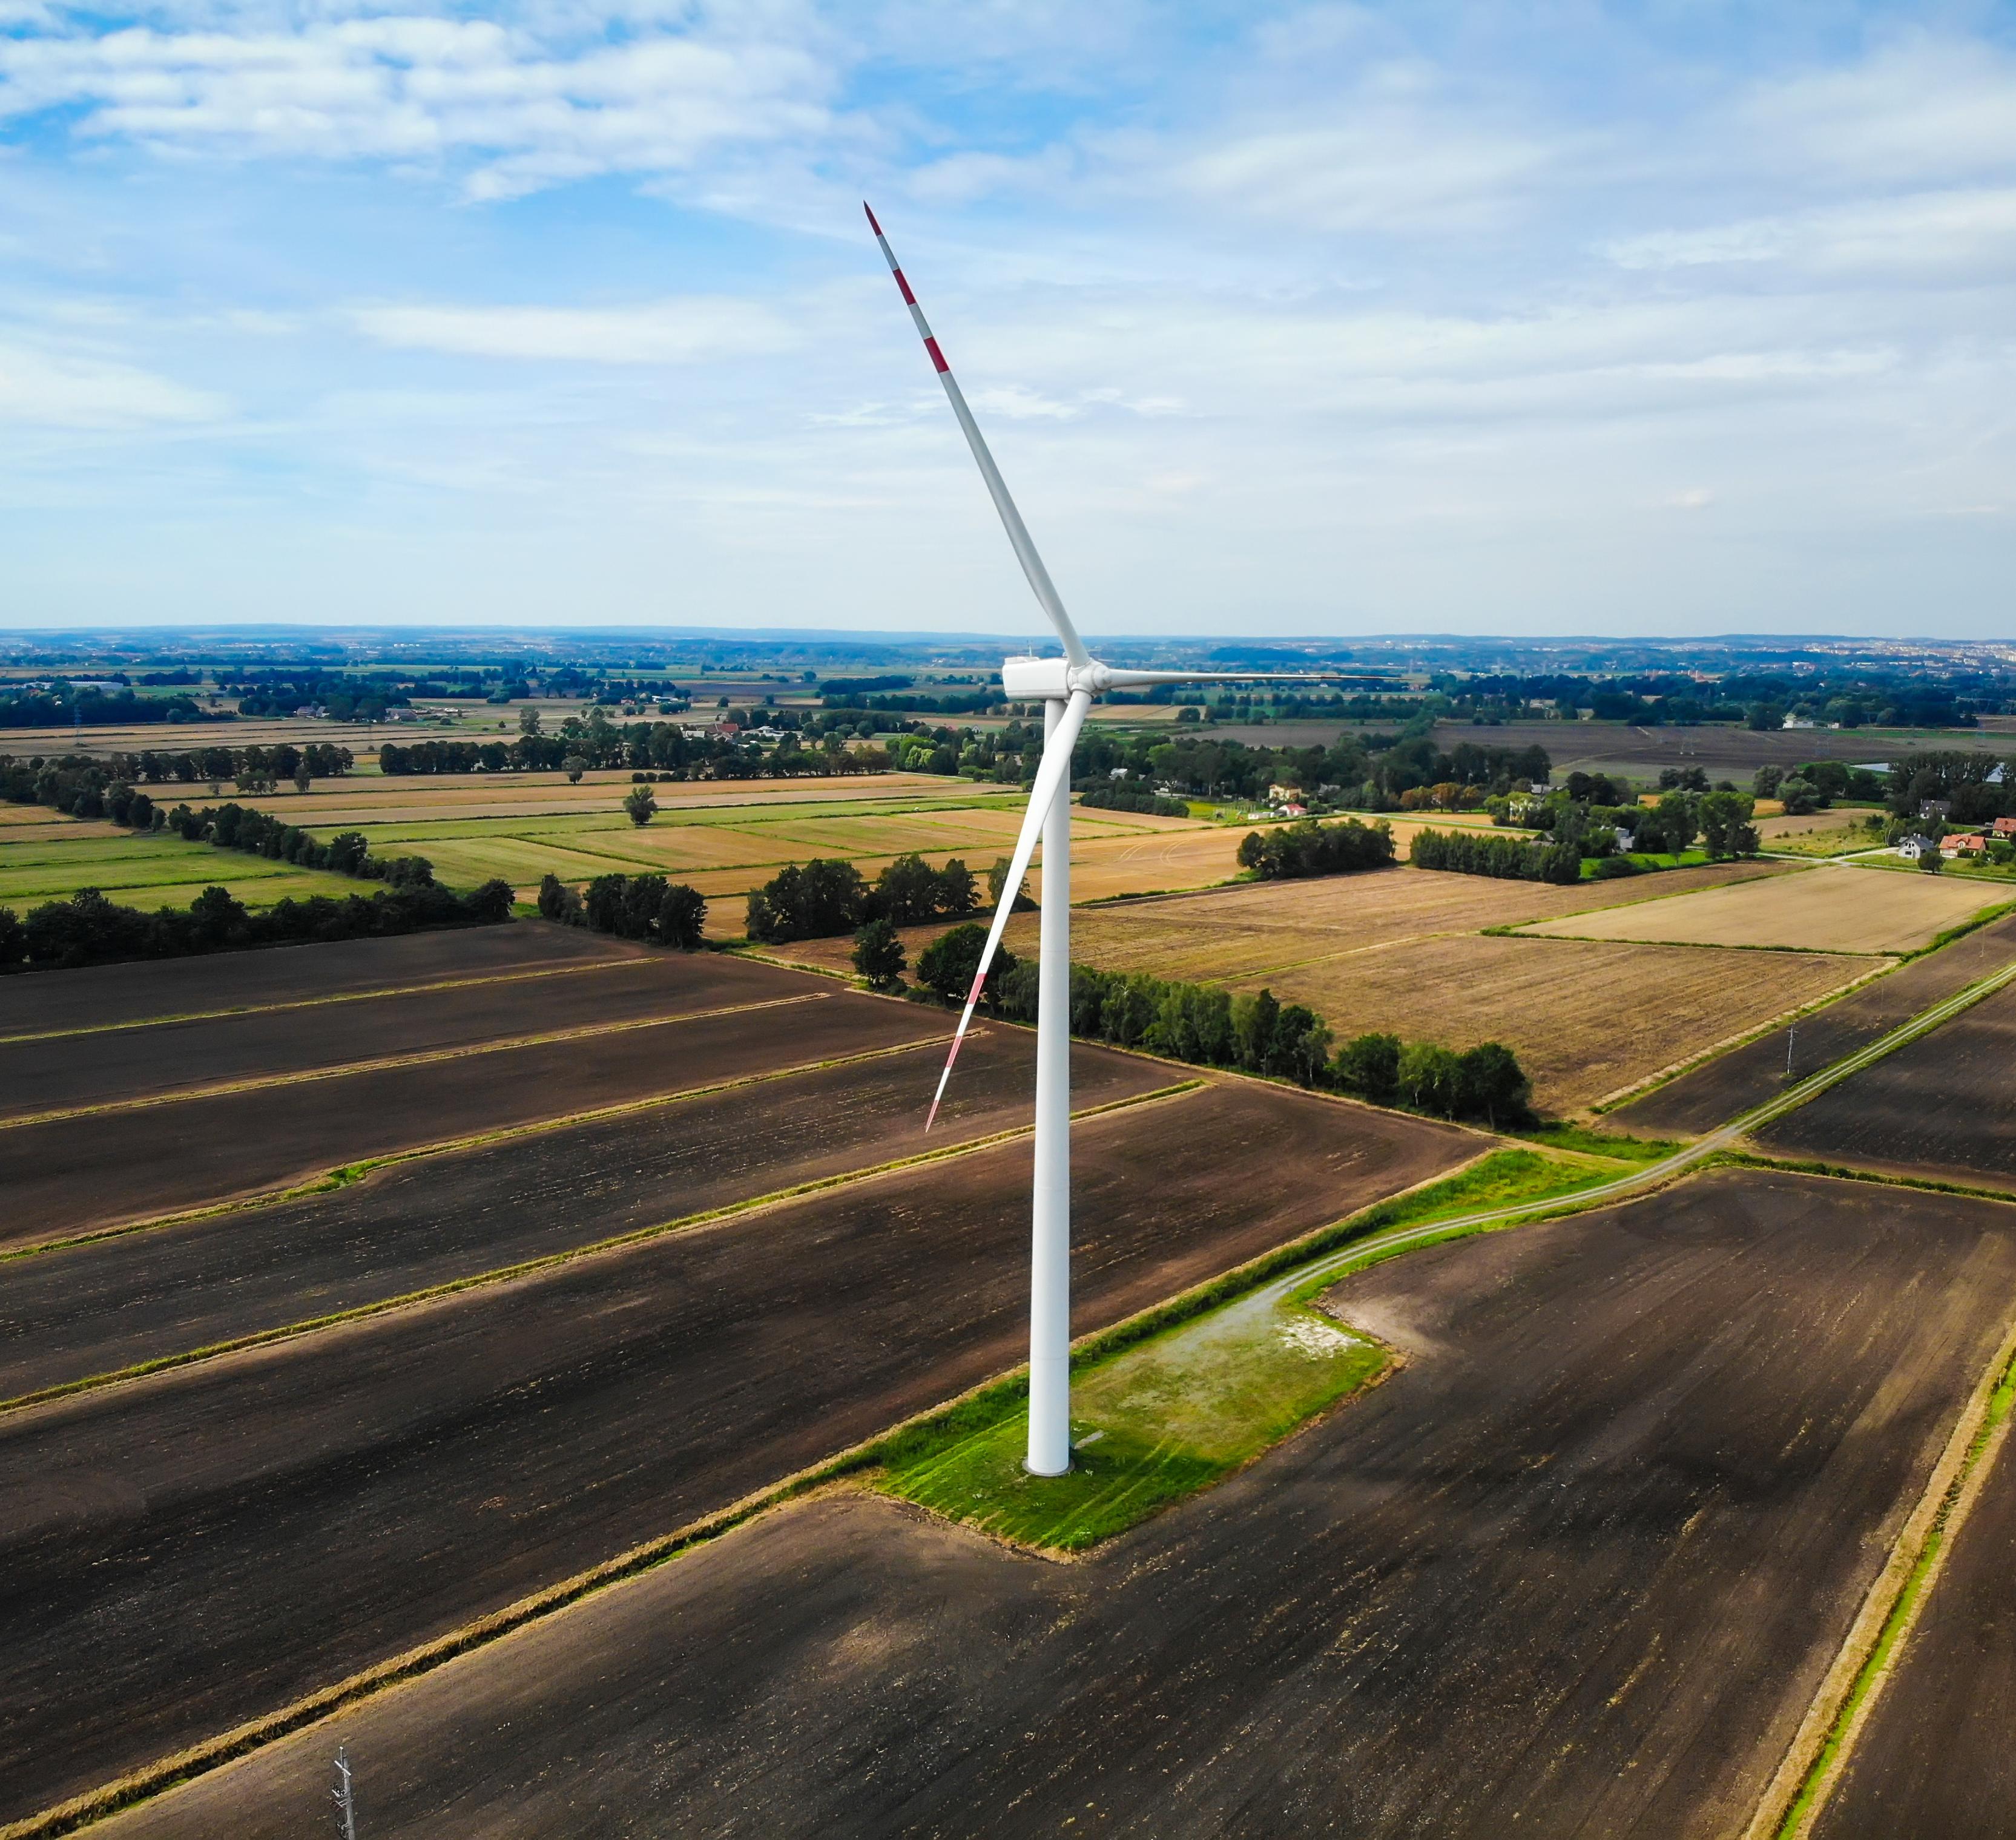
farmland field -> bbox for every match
[0,920,634,1040]
[1515,861,2006,954]
[1608,910,2016,1135]
[0,1076,1472,1821]
[0,1030,1171,1401]
[1752,976,2016,1188]
[0,950,783,1119]
[94,1168,2016,1840]
[1811,1411,2016,1839]
[768,860,1852,1111]
[0,828,365,910]
[0,972,941,1244]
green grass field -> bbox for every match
[0,829,363,912]
[874,1142,1640,1552]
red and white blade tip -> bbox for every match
[863,200,883,235]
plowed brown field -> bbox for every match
[0,1079,1472,1822]
[94,1170,2016,1840]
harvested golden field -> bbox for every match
[1516,861,2007,954]
[1249,935,1871,1112]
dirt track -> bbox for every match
[0,986,946,1244]
[0,921,630,1039]
[0,1033,1167,1398]
[1811,1415,2016,1838]
[1610,911,2016,1135]
[93,1169,2016,1840]
[0,1079,1471,1822]
[0,951,797,1119]
[1753,976,2016,1187]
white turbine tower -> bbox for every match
[866,203,1303,1477]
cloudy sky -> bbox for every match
[1,2,2012,640]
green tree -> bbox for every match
[624,784,657,826]
[518,705,542,737]
[537,872,583,924]
[1751,766,1784,798]
[1397,1041,1464,1115]
[1697,790,1758,859]
[852,916,906,990]
[1333,1032,1401,1102]
[1777,775,1821,815]
[1233,988,1281,1071]
[1653,790,1698,853]
[1455,1042,1530,1127]
[564,755,587,784]
[987,856,1034,912]
[917,922,1015,1008]
[656,884,707,949]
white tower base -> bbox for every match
[1025,693,1073,1476]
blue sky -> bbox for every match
[1,2,2012,640]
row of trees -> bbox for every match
[1237,817,1395,880]
[1411,829,1585,884]
[536,872,707,948]
[745,852,993,945]
[884,922,1531,1125]
[0,879,513,974]
[1076,783,1191,816]
[0,748,350,826]
[378,721,903,782]
[161,801,439,889]
[0,687,209,728]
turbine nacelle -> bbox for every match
[1000,655,1322,700]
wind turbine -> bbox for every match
[866,203,1305,1477]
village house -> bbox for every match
[1992,816,2016,839]
[1896,834,1939,861]
[1941,831,1989,859]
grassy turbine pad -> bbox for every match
[877,1293,1389,1552]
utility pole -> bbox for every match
[332,1746,357,1840]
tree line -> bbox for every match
[1237,816,1395,880]
[1077,783,1193,817]
[885,922,1530,1126]
[1,746,352,822]
[537,872,706,949]
[1410,829,1585,883]
[745,852,992,945]
[163,801,441,890]
[377,720,903,781]
[1,878,513,974]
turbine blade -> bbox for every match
[925,688,1093,1129]
[864,202,1090,671]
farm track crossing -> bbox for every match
[1610,910,2016,1136]
[87,1169,2016,1840]
[1753,976,2016,1189]
[0,1080,1472,1824]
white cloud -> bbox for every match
[349,297,802,363]
[0,337,222,424]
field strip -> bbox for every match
[0,992,827,1129]
[1583,959,1900,1115]
[0,957,653,1045]
[1745,1297,2016,1840]
[0,1082,1208,1420]
[0,1029,966,1261]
